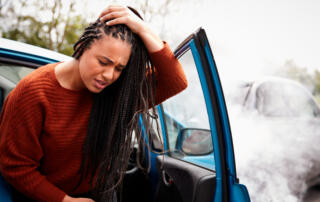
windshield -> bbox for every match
[255,80,320,118]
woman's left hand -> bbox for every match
[99,5,163,52]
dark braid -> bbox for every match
[72,7,158,202]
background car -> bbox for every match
[240,77,320,118]
[161,74,320,202]
[0,29,251,202]
[227,77,320,202]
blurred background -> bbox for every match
[1,0,319,101]
[1,0,319,201]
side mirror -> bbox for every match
[176,128,213,156]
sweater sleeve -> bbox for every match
[148,41,188,106]
[0,81,66,202]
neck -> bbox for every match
[55,59,86,91]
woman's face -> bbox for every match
[78,34,132,93]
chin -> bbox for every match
[90,88,103,94]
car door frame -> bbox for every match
[156,27,250,202]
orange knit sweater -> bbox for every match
[0,42,187,202]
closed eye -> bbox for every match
[116,67,124,72]
[98,59,108,66]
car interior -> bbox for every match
[0,60,217,202]
[121,140,216,202]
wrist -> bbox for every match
[62,195,73,202]
[138,26,164,52]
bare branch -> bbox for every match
[57,1,75,51]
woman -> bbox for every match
[0,5,187,202]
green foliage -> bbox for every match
[0,0,88,56]
[278,59,320,104]
[56,15,88,56]
[314,70,320,96]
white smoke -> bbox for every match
[228,101,320,201]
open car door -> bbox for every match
[145,28,251,202]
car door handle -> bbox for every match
[162,170,173,187]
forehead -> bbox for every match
[89,35,132,63]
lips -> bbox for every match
[94,79,108,90]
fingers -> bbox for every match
[100,11,127,22]
[98,4,145,34]
[104,16,128,26]
[99,5,126,18]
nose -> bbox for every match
[101,67,115,81]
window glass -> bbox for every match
[137,108,164,152]
[147,108,164,152]
[0,63,35,110]
[0,63,34,84]
[161,49,214,170]
[255,81,320,118]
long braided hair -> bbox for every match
[72,7,158,201]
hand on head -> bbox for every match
[99,5,146,35]
[99,5,163,52]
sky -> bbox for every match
[80,0,320,88]
[203,0,320,82]
[2,0,319,83]
[2,0,320,94]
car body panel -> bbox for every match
[0,38,71,65]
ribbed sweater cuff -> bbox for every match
[32,178,66,202]
[148,41,188,103]
[148,41,170,61]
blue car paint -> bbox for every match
[0,174,11,202]
[182,155,215,170]
[189,39,223,202]
[157,106,168,151]
[203,42,236,181]
[203,40,250,201]
[0,48,58,65]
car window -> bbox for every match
[0,63,34,84]
[161,49,214,170]
[145,108,164,152]
[256,81,320,118]
[0,63,35,111]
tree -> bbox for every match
[0,0,88,56]
[313,70,320,103]
[277,59,320,104]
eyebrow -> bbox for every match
[101,56,126,68]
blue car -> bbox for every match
[0,28,250,202]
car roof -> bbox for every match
[0,38,72,62]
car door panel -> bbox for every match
[155,155,216,202]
